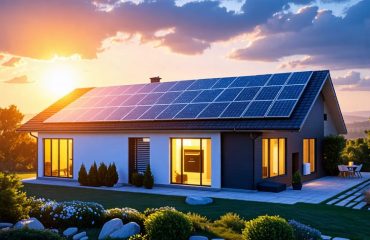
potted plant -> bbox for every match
[292,170,302,190]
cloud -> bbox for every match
[2,57,21,67]
[333,71,370,91]
[230,0,370,69]
[3,75,32,84]
[0,0,290,59]
[0,54,4,60]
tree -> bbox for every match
[97,163,108,186]
[106,163,118,187]
[323,135,346,175]
[0,105,37,172]
[342,130,370,171]
[78,164,88,186]
[88,162,99,187]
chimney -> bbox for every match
[150,76,161,83]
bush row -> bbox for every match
[131,164,154,189]
[78,162,118,187]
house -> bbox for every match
[19,70,346,190]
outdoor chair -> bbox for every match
[338,165,348,178]
[355,164,363,178]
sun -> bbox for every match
[42,63,79,96]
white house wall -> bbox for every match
[37,132,221,188]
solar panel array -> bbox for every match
[45,71,313,123]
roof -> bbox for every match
[19,70,347,133]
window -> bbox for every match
[171,138,211,186]
[303,139,315,173]
[262,138,286,178]
[44,138,73,178]
[324,113,327,121]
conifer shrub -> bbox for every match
[88,162,99,187]
[106,163,119,187]
[143,164,154,189]
[78,164,88,186]
[132,172,144,187]
[98,163,108,186]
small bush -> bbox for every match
[29,198,105,228]
[88,162,99,187]
[98,163,108,186]
[78,164,88,186]
[105,207,145,229]
[214,212,245,233]
[0,229,64,240]
[0,172,30,222]
[292,171,302,185]
[106,163,119,187]
[144,206,177,216]
[186,212,209,232]
[129,234,148,240]
[144,209,193,240]
[243,215,294,240]
[288,220,322,240]
[132,172,144,187]
[143,164,154,189]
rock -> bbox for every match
[211,239,225,240]
[0,223,13,229]
[49,228,59,234]
[80,237,89,240]
[73,231,87,240]
[98,218,123,240]
[332,238,349,240]
[321,235,331,240]
[14,218,44,230]
[185,196,213,205]
[109,222,140,239]
[189,236,208,240]
[63,227,78,237]
[0,227,10,231]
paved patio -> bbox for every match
[23,173,370,205]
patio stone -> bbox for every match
[189,236,208,240]
[354,196,364,202]
[326,199,339,205]
[353,202,367,209]
[345,202,356,208]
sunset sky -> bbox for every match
[0,0,369,116]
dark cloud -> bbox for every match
[3,75,32,84]
[0,0,290,58]
[333,71,370,91]
[2,57,21,67]
[231,0,370,69]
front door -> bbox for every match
[128,138,150,183]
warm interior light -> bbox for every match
[143,138,150,143]
[349,161,353,166]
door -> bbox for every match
[128,138,150,183]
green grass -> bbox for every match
[23,183,370,240]
[15,172,36,180]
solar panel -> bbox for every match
[266,100,296,117]
[197,102,230,118]
[45,71,314,123]
[220,102,250,118]
[243,101,272,117]
[255,86,281,100]
[174,103,209,119]
[215,88,242,102]
[192,89,223,103]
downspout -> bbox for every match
[249,133,259,190]
[29,132,38,179]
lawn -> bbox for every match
[23,183,370,240]
[15,172,36,180]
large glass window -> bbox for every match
[44,138,73,178]
[171,138,211,186]
[303,139,315,173]
[262,138,286,178]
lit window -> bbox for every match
[262,138,286,178]
[44,138,73,178]
[303,139,315,173]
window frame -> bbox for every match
[303,138,316,174]
[170,137,211,187]
[262,138,287,179]
[43,138,73,178]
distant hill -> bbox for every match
[343,111,370,139]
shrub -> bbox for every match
[144,206,177,216]
[98,163,108,186]
[132,172,144,187]
[105,207,145,229]
[292,171,302,185]
[29,198,105,228]
[0,229,64,240]
[186,212,209,232]
[106,163,119,187]
[288,220,322,240]
[88,162,99,187]
[78,164,88,186]
[214,212,245,233]
[144,209,193,240]
[129,234,148,240]
[242,215,294,240]
[143,164,154,189]
[0,172,30,222]
[323,135,346,175]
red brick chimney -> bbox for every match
[150,76,161,83]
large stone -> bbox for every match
[189,236,208,240]
[80,237,89,240]
[185,196,213,205]
[109,222,140,239]
[14,218,44,230]
[73,231,87,240]
[63,227,78,237]
[98,218,123,240]
[0,223,13,229]
[321,236,331,240]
